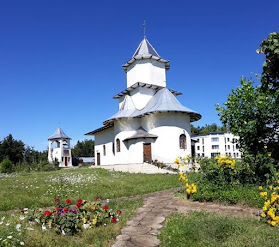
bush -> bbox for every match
[198,156,255,186]
[0,158,14,173]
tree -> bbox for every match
[257,31,279,93]
[0,134,25,164]
[191,124,227,136]
[71,140,95,157]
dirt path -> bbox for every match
[111,189,261,247]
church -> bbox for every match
[85,37,201,166]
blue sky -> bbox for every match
[0,0,278,151]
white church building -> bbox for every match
[48,127,72,167]
[86,37,201,166]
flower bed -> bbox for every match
[21,198,121,236]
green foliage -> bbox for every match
[216,78,279,163]
[0,158,14,173]
[0,134,25,164]
[72,139,95,157]
[159,211,279,247]
[191,123,227,136]
[257,31,279,93]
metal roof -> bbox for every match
[113,82,182,99]
[122,37,170,72]
[48,127,71,140]
[85,123,114,136]
[123,127,158,141]
[106,88,201,124]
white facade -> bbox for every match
[86,37,201,166]
[48,128,73,168]
[192,132,242,159]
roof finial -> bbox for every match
[143,20,146,38]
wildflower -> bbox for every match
[76,202,82,208]
[112,217,117,223]
[174,158,179,164]
[261,213,266,218]
[264,146,267,149]
[259,186,263,191]
[63,208,68,212]
[65,199,72,204]
[103,205,109,210]
[77,199,83,204]
[55,199,60,203]
[271,221,276,226]
[20,242,24,246]
[116,210,122,215]
[44,211,51,216]
[7,236,12,239]
[268,153,271,157]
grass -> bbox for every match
[0,198,143,247]
[183,172,265,208]
[0,168,179,211]
[159,211,279,247]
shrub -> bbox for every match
[0,158,14,173]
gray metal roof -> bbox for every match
[48,127,71,140]
[105,88,201,123]
[113,82,182,99]
[122,37,170,72]
[123,127,158,141]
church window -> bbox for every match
[179,134,186,149]
[103,145,106,156]
[116,139,120,152]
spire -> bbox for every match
[133,37,160,58]
[48,127,71,140]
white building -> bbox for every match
[191,132,242,159]
[48,127,72,167]
[86,37,201,166]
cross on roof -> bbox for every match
[143,20,146,38]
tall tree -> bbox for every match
[0,134,25,163]
[71,139,95,157]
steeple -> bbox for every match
[123,37,170,88]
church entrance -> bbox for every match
[97,153,101,166]
[143,143,152,162]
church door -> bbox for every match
[143,143,152,162]
[65,157,68,167]
[97,153,101,166]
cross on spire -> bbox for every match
[143,20,146,38]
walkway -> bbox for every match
[112,189,261,247]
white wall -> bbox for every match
[48,139,72,167]
[127,59,166,88]
[129,87,155,110]
[94,112,192,165]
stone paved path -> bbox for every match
[112,189,261,247]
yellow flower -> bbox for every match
[269,186,273,190]
[261,213,266,218]
[262,206,267,211]
[271,221,276,227]
[174,158,179,164]
[259,186,263,191]
[264,146,267,149]
[268,153,271,157]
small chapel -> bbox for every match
[85,36,201,166]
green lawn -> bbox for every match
[0,168,179,211]
[159,211,279,247]
[0,198,143,247]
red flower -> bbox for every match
[65,199,72,204]
[63,208,68,212]
[112,217,117,223]
[103,205,109,210]
[52,210,56,214]
[56,206,60,211]
[20,210,24,214]
[55,199,60,203]
[116,210,122,215]
[76,202,82,208]
[95,196,99,201]
[44,211,51,216]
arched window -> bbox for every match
[180,134,186,149]
[103,145,106,156]
[116,139,120,152]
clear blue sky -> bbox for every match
[0,0,278,151]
